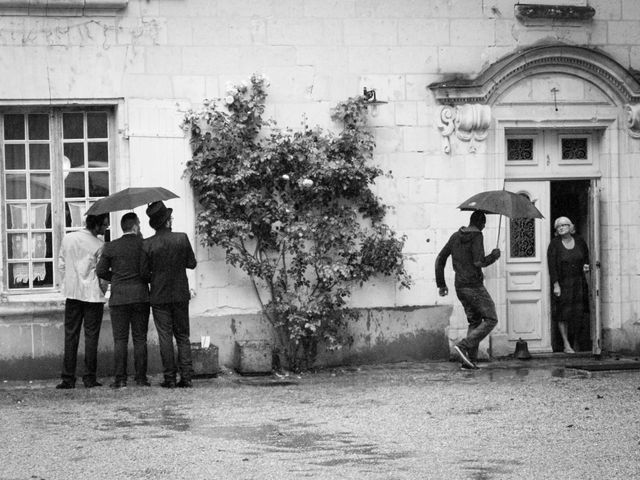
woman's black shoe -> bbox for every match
[160,380,176,389]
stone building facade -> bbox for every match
[1,0,640,378]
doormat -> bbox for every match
[566,361,640,372]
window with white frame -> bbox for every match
[2,109,113,291]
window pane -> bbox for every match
[88,142,108,168]
[561,138,588,160]
[89,171,109,197]
[28,114,49,140]
[87,112,108,138]
[64,143,84,168]
[63,113,83,139]
[4,114,25,140]
[30,174,51,199]
[7,204,28,229]
[29,144,50,169]
[8,263,29,289]
[66,201,87,228]
[8,233,28,259]
[5,144,25,170]
[507,139,533,161]
[31,203,50,228]
[33,262,53,288]
[6,174,27,199]
[65,172,85,198]
[510,218,536,258]
[32,232,51,258]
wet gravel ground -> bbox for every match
[1,360,640,480]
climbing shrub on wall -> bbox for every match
[182,74,411,371]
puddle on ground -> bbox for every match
[97,409,413,467]
[460,458,521,480]
[463,366,591,383]
[96,406,191,433]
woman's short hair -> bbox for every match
[554,216,576,234]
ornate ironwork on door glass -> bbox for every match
[510,217,536,257]
[561,138,587,160]
[507,138,534,161]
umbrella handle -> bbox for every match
[496,214,502,249]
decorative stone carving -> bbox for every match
[437,104,491,154]
[625,104,640,138]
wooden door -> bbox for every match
[588,180,602,355]
[503,180,551,351]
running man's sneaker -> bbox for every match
[454,345,478,369]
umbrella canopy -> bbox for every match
[458,189,544,219]
[85,187,179,216]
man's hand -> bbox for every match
[438,287,448,297]
[491,248,501,259]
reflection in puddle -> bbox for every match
[97,406,190,433]
[460,458,521,479]
[193,422,413,467]
[466,366,590,382]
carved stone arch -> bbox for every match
[429,43,640,149]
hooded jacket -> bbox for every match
[435,226,498,289]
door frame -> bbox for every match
[492,118,611,355]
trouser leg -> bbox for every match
[152,304,177,382]
[130,302,150,382]
[81,302,104,384]
[172,302,193,381]
[456,286,498,355]
[110,305,130,382]
[61,299,83,384]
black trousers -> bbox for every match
[152,302,193,382]
[111,302,150,383]
[61,299,104,385]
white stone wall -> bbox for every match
[1,0,640,352]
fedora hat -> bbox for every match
[146,200,173,229]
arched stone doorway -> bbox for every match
[430,43,640,357]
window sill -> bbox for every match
[0,293,65,318]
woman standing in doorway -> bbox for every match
[547,216,590,353]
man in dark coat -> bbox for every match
[96,212,151,388]
[435,211,501,369]
[142,201,197,388]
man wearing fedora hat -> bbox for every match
[142,201,197,388]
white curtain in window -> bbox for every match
[67,202,85,227]
[9,204,28,229]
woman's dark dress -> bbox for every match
[547,236,590,345]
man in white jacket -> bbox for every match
[56,213,109,389]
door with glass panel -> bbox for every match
[504,180,550,351]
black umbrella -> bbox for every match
[458,189,544,247]
[458,190,544,219]
[85,187,179,216]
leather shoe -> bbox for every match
[160,380,176,389]
[110,381,127,389]
[177,379,192,388]
[135,379,151,387]
[55,382,75,389]
[83,381,103,388]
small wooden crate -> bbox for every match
[234,340,272,375]
[191,343,220,378]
